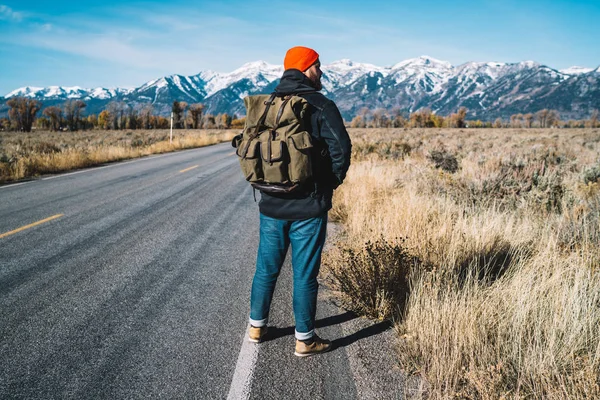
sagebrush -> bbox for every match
[323,128,600,399]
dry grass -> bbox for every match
[323,128,600,399]
[0,129,237,183]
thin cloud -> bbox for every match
[0,4,22,21]
[0,6,280,75]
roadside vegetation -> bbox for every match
[323,128,600,399]
[0,129,236,183]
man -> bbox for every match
[247,46,352,357]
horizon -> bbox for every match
[1,0,599,95]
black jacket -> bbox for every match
[258,69,352,220]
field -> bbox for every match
[0,129,236,183]
[323,128,600,399]
[2,126,598,397]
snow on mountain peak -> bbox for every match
[456,61,508,80]
[329,59,354,66]
[198,61,283,98]
[5,86,44,98]
[518,61,540,69]
[389,56,453,93]
[319,59,387,92]
[392,55,453,71]
[231,61,282,78]
[560,66,593,75]
[325,59,386,74]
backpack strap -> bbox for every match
[241,92,277,158]
[249,92,277,141]
[274,95,293,126]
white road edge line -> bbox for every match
[0,181,32,190]
[227,325,259,400]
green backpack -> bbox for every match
[234,92,314,194]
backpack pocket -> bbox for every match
[287,131,313,183]
[236,139,263,181]
[261,140,290,184]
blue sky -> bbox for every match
[0,0,598,95]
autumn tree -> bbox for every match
[510,113,524,128]
[172,101,184,129]
[203,114,216,129]
[218,113,232,129]
[588,110,599,128]
[35,117,50,130]
[216,113,224,129]
[350,115,365,128]
[358,107,371,127]
[372,108,385,128]
[140,104,154,129]
[98,110,110,129]
[189,103,205,129]
[43,106,62,131]
[63,100,87,131]
[409,110,423,128]
[215,113,232,129]
[547,110,560,128]
[87,114,98,129]
[449,107,467,128]
[0,118,10,131]
[231,117,246,129]
[536,109,550,128]
[392,114,406,128]
[524,113,534,128]
[154,115,170,129]
[409,108,436,128]
[126,106,139,130]
[106,101,126,130]
[180,101,189,128]
[386,107,404,128]
[6,97,41,132]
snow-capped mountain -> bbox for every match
[6,86,132,100]
[388,56,453,94]
[321,59,388,93]
[3,57,599,121]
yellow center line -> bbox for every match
[179,165,200,173]
[0,214,64,239]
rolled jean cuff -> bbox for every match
[249,317,267,328]
[295,329,314,341]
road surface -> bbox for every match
[0,143,409,399]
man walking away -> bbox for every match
[247,46,352,357]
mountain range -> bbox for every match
[2,56,599,121]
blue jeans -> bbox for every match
[249,213,328,340]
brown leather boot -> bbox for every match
[248,325,268,343]
[294,335,332,357]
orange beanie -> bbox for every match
[284,46,319,71]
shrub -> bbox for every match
[582,164,600,184]
[428,149,459,173]
[323,238,414,320]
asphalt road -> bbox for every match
[0,143,408,399]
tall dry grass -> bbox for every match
[323,128,600,399]
[0,129,237,183]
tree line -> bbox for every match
[1,98,245,132]
[2,96,599,132]
[350,107,600,129]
